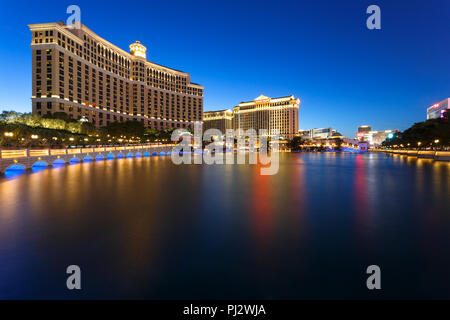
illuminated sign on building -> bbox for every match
[430,103,440,109]
[427,98,449,120]
[254,95,271,104]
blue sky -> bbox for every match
[0,0,448,137]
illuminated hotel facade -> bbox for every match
[232,95,300,139]
[427,98,450,120]
[202,109,233,133]
[356,126,398,145]
[28,22,203,130]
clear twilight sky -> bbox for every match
[0,0,449,137]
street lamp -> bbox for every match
[31,135,39,139]
[434,139,440,144]
[4,132,13,137]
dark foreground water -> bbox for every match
[0,152,449,299]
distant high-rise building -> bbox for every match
[203,109,233,133]
[369,130,398,145]
[357,125,371,133]
[427,98,450,120]
[28,22,203,129]
[298,129,311,139]
[356,125,372,139]
[297,127,334,140]
[310,127,333,139]
[233,95,300,139]
[356,129,398,145]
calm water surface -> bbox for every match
[0,152,449,299]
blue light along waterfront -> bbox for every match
[0,152,449,299]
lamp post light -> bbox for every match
[4,132,14,137]
[31,134,39,139]
[434,139,440,150]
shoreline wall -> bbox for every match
[372,149,450,161]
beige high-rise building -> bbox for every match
[28,22,203,130]
[232,95,300,139]
[202,109,233,133]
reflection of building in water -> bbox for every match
[427,98,450,120]
[202,109,233,133]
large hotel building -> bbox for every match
[203,95,300,139]
[28,22,203,130]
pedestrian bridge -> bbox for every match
[0,144,176,175]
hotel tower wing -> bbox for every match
[233,95,300,139]
[28,22,203,130]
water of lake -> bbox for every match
[0,152,449,299]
